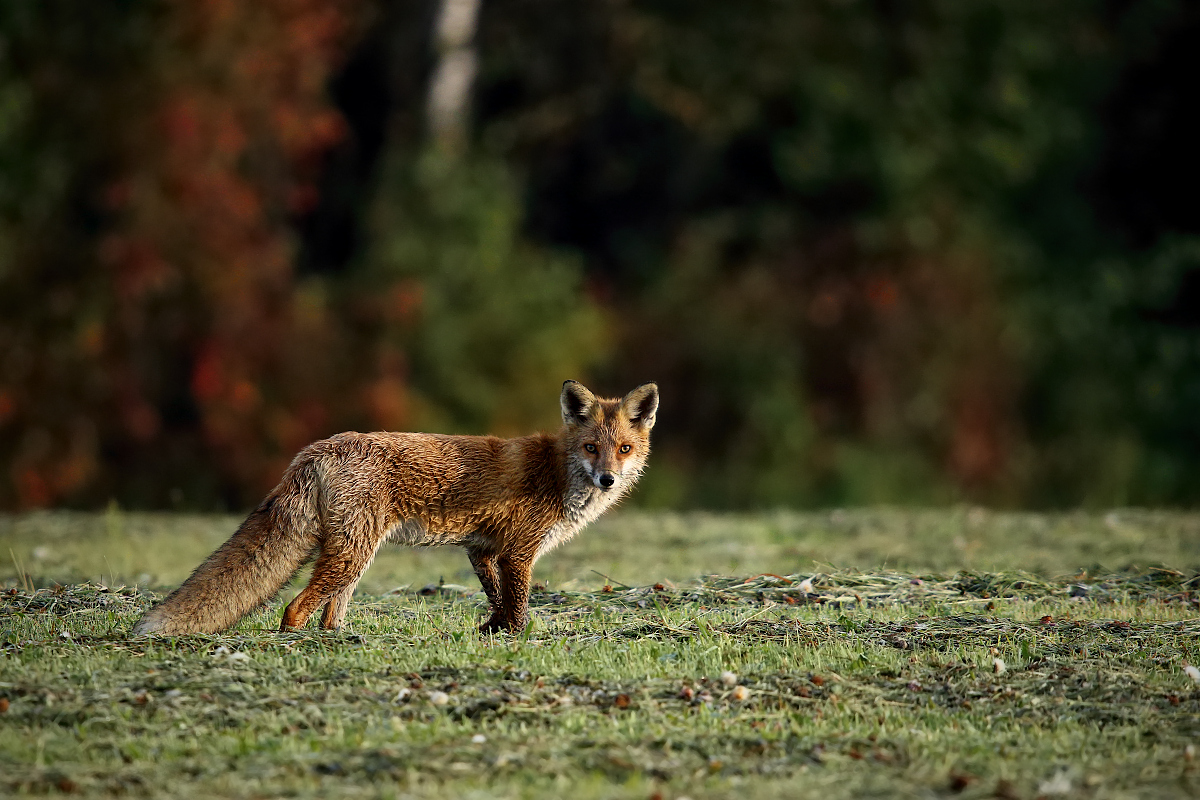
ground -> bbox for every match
[1,509,1198,798]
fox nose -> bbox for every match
[598,473,615,489]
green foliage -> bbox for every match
[366,152,606,435]
[1015,239,1200,505]
[478,0,1200,508]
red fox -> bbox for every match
[133,380,658,636]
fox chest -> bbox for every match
[536,486,617,557]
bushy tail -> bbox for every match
[132,461,324,635]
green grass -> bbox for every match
[2,509,1199,798]
[5,506,1199,589]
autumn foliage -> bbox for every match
[3,0,1200,510]
[2,1,371,507]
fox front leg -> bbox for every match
[497,553,535,633]
[467,548,506,634]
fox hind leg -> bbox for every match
[280,550,337,630]
[319,587,355,630]
[282,519,383,631]
[282,550,374,631]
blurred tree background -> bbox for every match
[1,0,1198,511]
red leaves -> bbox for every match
[83,1,372,503]
[365,377,411,432]
[0,1,377,509]
[190,346,225,404]
[0,392,14,426]
[864,275,899,310]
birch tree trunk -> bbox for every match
[427,0,480,154]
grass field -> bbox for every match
[2,509,1199,798]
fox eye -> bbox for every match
[584,443,597,453]
[619,444,632,454]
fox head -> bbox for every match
[560,380,659,493]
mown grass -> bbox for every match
[2,509,1199,799]
[5,506,1199,589]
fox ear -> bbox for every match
[560,380,598,426]
[621,382,659,430]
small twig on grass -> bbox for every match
[9,548,33,593]
[590,570,632,589]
